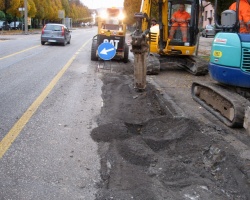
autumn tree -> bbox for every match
[68,0,91,23]
[123,0,158,25]
[6,0,20,18]
[47,0,63,20]
[123,0,141,25]
[61,0,70,17]
[28,0,37,18]
[0,0,4,10]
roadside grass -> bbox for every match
[0,29,42,35]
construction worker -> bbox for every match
[151,18,157,27]
[229,0,250,33]
[169,4,191,42]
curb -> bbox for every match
[148,78,186,118]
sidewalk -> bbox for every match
[197,36,214,56]
[0,29,41,36]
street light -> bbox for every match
[24,0,28,34]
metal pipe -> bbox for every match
[24,0,28,34]
[158,0,164,52]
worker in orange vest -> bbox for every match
[229,0,250,33]
[151,18,157,27]
[169,4,191,42]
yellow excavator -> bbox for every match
[131,0,208,89]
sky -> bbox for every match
[81,0,124,9]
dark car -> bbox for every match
[10,21,23,30]
[0,21,10,31]
[41,23,71,46]
[201,24,215,38]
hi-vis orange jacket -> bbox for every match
[171,10,191,24]
[229,0,250,33]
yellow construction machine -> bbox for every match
[131,0,208,89]
[91,7,129,63]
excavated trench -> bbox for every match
[91,62,250,200]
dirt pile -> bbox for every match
[91,63,250,200]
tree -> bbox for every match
[33,0,46,20]
[61,0,70,17]
[6,0,21,18]
[68,1,91,23]
[123,0,158,25]
[28,0,37,18]
[0,10,5,20]
[0,0,4,10]
[123,0,141,25]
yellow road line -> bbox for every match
[0,45,40,61]
[0,39,91,159]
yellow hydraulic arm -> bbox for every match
[131,0,168,90]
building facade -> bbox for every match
[202,1,214,28]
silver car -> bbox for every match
[0,21,10,30]
[10,21,23,30]
[41,23,71,46]
[202,24,215,38]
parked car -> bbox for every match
[201,24,215,38]
[41,23,71,46]
[10,21,23,30]
[0,21,10,31]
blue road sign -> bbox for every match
[97,42,116,60]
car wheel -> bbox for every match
[67,38,71,44]
[41,41,45,45]
[63,39,67,46]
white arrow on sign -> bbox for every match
[100,48,115,55]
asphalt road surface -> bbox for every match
[0,28,102,199]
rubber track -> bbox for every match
[158,55,208,76]
[184,55,209,76]
[191,81,250,127]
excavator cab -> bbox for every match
[144,0,201,56]
[167,1,200,48]
[131,0,207,90]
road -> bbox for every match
[0,28,102,199]
[0,29,250,199]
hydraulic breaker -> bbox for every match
[131,13,149,90]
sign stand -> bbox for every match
[97,42,116,72]
[97,60,112,72]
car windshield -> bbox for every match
[206,25,214,29]
[45,25,62,31]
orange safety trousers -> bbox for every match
[169,22,188,42]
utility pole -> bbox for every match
[24,0,28,34]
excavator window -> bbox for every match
[168,3,192,43]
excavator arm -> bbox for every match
[130,0,152,90]
[131,0,167,90]
[131,12,150,90]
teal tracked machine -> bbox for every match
[192,0,250,127]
